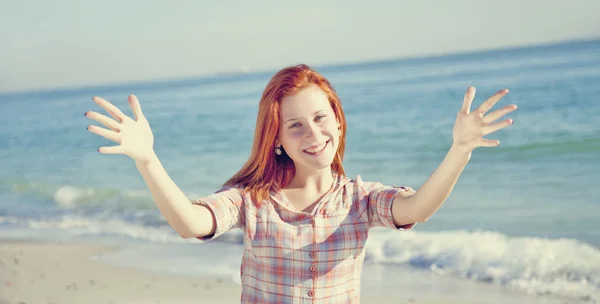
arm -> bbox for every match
[136,153,216,239]
[85,95,216,239]
[391,144,471,226]
[391,87,517,226]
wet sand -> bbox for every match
[0,239,447,304]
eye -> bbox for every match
[315,115,326,122]
[289,122,301,129]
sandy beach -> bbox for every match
[0,239,245,304]
[0,239,453,304]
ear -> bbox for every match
[275,139,281,147]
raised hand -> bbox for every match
[85,94,156,164]
[452,87,518,153]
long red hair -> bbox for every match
[223,64,347,203]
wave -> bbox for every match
[366,229,600,302]
[1,179,189,213]
[1,215,598,301]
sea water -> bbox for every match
[1,39,599,303]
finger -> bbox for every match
[128,94,144,121]
[460,86,476,114]
[87,125,121,143]
[483,104,518,124]
[85,111,121,131]
[478,89,509,115]
[98,145,125,154]
[482,118,514,135]
[92,96,128,123]
[480,138,500,147]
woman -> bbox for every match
[85,64,517,303]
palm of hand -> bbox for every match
[85,94,156,163]
[452,87,518,153]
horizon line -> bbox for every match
[1,36,599,96]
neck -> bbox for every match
[287,166,334,192]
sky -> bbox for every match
[1,0,599,93]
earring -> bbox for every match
[275,146,282,155]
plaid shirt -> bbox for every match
[193,174,415,303]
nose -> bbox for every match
[304,121,323,140]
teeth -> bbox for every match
[305,142,327,154]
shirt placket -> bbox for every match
[306,216,317,302]
[304,179,337,302]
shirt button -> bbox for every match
[309,252,316,258]
[309,218,316,225]
[309,265,316,272]
[307,290,314,297]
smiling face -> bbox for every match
[276,84,341,176]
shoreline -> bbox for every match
[1,237,586,304]
[0,238,456,304]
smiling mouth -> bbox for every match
[303,140,330,155]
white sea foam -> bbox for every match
[365,229,600,302]
[2,215,598,302]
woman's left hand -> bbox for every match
[452,86,518,154]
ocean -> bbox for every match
[1,39,599,303]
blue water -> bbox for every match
[1,39,599,303]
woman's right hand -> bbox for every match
[85,94,156,164]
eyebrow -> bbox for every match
[284,110,326,124]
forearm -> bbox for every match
[135,153,209,237]
[409,144,472,221]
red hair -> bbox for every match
[223,64,347,203]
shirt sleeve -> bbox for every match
[356,175,416,230]
[191,185,244,241]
